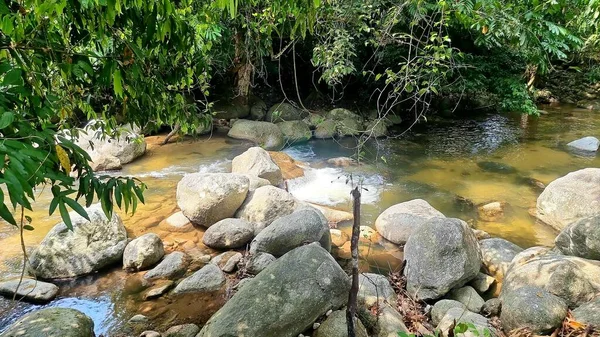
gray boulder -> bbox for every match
[176,173,249,227]
[376,303,409,337]
[364,120,388,138]
[437,307,491,337]
[123,233,164,271]
[144,252,188,280]
[266,102,307,122]
[480,238,523,282]
[212,100,250,120]
[172,264,225,294]
[0,308,94,337]
[572,297,600,326]
[536,168,600,231]
[447,286,485,313]
[375,199,445,244]
[242,174,272,191]
[0,278,58,303]
[231,147,283,186]
[313,309,368,337]
[481,298,502,317]
[235,185,300,234]
[336,118,363,137]
[164,324,200,337]
[469,273,496,293]
[250,99,267,120]
[249,208,330,257]
[357,273,396,307]
[245,252,276,275]
[567,136,599,152]
[228,120,285,150]
[197,243,350,337]
[508,246,553,271]
[29,204,127,279]
[314,119,337,139]
[277,120,312,143]
[555,215,600,260]
[431,299,468,326]
[211,251,243,273]
[202,218,254,249]
[501,286,567,334]
[326,108,362,121]
[404,218,481,300]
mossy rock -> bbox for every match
[0,308,95,337]
[266,102,308,122]
[276,120,312,143]
[314,119,338,139]
[212,100,250,120]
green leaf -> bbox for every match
[64,197,90,221]
[0,203,16,226]
[0,111,14,129]
[113,69,123,98]
[2,68,23,86]
[23,225,34,231]
[58,201,73,230]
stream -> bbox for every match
[1,104,599,335]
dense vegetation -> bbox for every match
[0,0,599,226]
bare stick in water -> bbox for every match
[347,186,361,337]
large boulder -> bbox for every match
[555,215,600,260]
[375,199,445,244]
[144,252,189,280]
[572,297,600,326]
[202,218,254,249]
[235,185,300,234]
[357,273,396,307]
[172,264,225,294]
[364,120,388,138]
[212,100,250,120]
[0,278,58,303]
[501,286,568,334]
[249,208,330,257]
[336,118,363,137]
[29,204,127,279]
[314,309,368,337]
[250,99,267,120]
[567,136,599,152]
[266,102,307,122]
[228,120,285,150]
[502,254,600,308]
[231,147,283,186]
[75,121,146,171]
[376,303,409,337]
[480,238,523,282]
[123,233,164,271]
[536,168,600,231]
[326,108,362,121]
[314,119,337,139]
[0,308,94,337]
[447,286,485,313]
[276,120,312,143]
[197,243,350,337]
[176,173,249,227]
[404,218,481,300]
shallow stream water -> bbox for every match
[1,105,599,335]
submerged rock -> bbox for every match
[567,136,599,152]
[555,215,600,260]
[228,120,284,150]
[0,278,58,303]
[536,168,600,231]
[231,147,283,186]
[235,185,300,234]
[29,204,127,279]
[0,308,94,337]
[266,102,307,123]
[158,211,194,233]
[176,173,249,227]
[480,238,523,282]
[172,263,225,295]
[123,233,165,271]
[375,199,445,244]
[477,161,518,174]
[313,309,368,337]
[477,201,506,222]
[197,243,350,337]
[144,252,189,281]
[202,218,254,249]
[404,218,481,300]
[501,286,568,334]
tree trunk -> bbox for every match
[161,123,180,145]
[234,31,252,105]
[346,186,361,337]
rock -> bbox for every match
[469,273,496,293]
[242,174,272,191]
[327,157,357,167]
[437,307,490,337]
[159,211,194,233]
[375,199,445,244]
[143,280,174,300]
[567,136,599,152]
[359,226,379,243]
[447,286,485,313]
[303,113,325,128]
[212,100,250,120]
[144,252,189,280]
[509,246,552,271]
[140,331,161,337]
[245,252,276,275]
[197,243,350,337]
[250,99,267,120]
[164,324,200,337]
[123,233,165,271]
[249,208,330,257]
[228,120,285,150]
[481,298,502,317]
[501,286,568,334]
[310,204,353,225]
[314,119,338,139]
[480,238,522,283]
[555,215,600,260]
[29,204,127,279]
[0,278,58,303]
[0,308,94,337]
[75,121,146,171]
[211,251,243,273]
[267,151,305,180]
[431,300,468,326]
[330,229,349,248]
[364,120,388,138]
[231,147,283,186]
[502,254,600,307]
[326,108,362,121]
[336,118,363,137]
[357,273,396,307]
[314,309,368,337]
[172,264,225,294]
[572,297,600,326]
[477,161,518,174]
[536,168,600,231]
[202,218,254,249]
[404,218,481,300]
[128,314,149,324]
[472,229,491,240]
[477,201,506,222]
[176,173,249,227]
[277,121,312,143]
[266,102,307,122]
[376,303,409,337]
[235,185,300,234]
